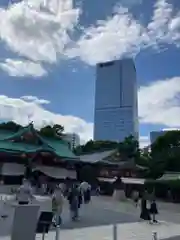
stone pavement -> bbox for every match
[60,198,138,229]
[165,237,180,240]
[1,195,180,240]
[37,221,180,240]
[49,196,180,239]
[93,196,180,224]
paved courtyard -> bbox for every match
[60,197,139,229]
[1,195,180,240]
[58,196,180,240]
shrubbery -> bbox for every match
[145,179,180,202]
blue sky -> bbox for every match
[0,0,180,146]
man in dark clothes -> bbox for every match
[67,184,80,221]
[140,190,151,222]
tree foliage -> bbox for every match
[39,124,64,138]
[150,130,180,175]
[0,121,22,131]
[74,131,180,178]
[117,135,140,161]
[74,139,118,155]
[0,121,64,139]
[74,135,139,161]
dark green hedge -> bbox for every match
[145,179,180,202]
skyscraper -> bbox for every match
[93,59,138,142]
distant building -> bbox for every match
[63,133,80,150]
[94,58,138,142]
[150,129,180,144]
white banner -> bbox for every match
[1,163,25,176]
[33,166,76,179]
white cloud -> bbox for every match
[138,77,180,148]
[1,0,180,75]
[0,59,46,77]
[67,0,180,65]
[20,96,50,104]
[0,95,93,143]
[138,77,180,127]
[66,8,145,64]
[0,0,80,67]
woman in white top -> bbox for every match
[80,182,90,191]
[80,182,91,204]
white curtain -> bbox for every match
[121,177,145,185]
[33,166,76,179]
[1,163,25,176]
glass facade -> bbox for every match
[94,59,138,142]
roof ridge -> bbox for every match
[0,124,31,141]
[28,124,55,151]
[0,124,53,151]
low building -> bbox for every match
[150,129,180,144]
[79,149,144,178]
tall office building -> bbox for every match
[93,59,138,142]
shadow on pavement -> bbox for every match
[59,205,139,230]
[163,237,180,240]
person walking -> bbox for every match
[140,190,151,222]
[52,185,64,227]
[150,199,158,223]
[67,184,79,221]
[16,178,34,205]
[132,190,139,207]
[80,181,91,204]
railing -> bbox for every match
[112,224,158,240]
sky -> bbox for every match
[0,0,180,147]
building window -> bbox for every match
[99,61,114,68]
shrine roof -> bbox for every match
[79,150,137,168]
[79,150,116,163]
[0,124,77,159]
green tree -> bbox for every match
[74,140,118,154]
[40,125,54,138]
[0,121,22,131]
[39,124,64,138]
[148,130,180,178]
[117,135,140,161]
[136,149,151,167]
[53,124,64,137]
[74,136,141,157]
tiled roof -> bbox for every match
[0,124,78,159]
[79,150,117,163]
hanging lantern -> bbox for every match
[21,153,26,158]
